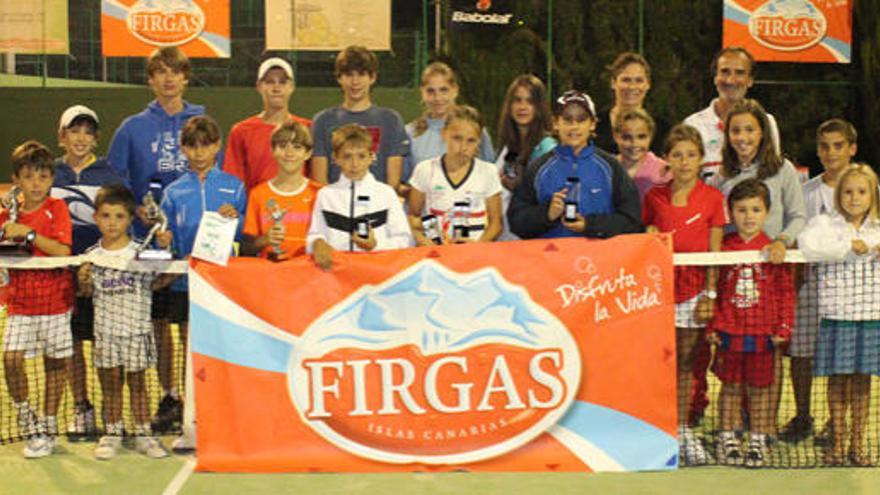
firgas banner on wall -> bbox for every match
[101,1,230,58]
[265,0,391,51]
[189,235,677,473]
[723,0,852,63]
[0,0,68,54]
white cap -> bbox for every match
[257,57,294,82]
[59,105,99,131]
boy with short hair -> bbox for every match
[242,119,321,258]
[781,119,859,442]
[78,184,174,460]
[157,115,246,450]
[310,45,409,192]
[52,104,124,439]
[710,178,794,467]
[507,89,642,239]
[307,123,412,270]
[1,140,75,458]
[224,57,312,191]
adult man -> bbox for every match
[223,57,312,191]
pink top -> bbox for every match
[623,152,670,200]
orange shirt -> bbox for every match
[244,179,322,258]
[223,114,312,191]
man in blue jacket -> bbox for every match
[508,90,642,239]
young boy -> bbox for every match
[310,45,409,192]
[781,119,859,442]
[709,179,794,468]
[242,119,321,258]
[157,115,246,450]
[51,104,124,440]
[224,57,312,191]
[307,123,412,269]
[1,140,74,458]
[107,46,205,431]
[78,184,173,460]
[507,90,642,239]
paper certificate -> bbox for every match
[191,212,239,266]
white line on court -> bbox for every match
[163,457,196,495]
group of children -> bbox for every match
[2,42,879,470]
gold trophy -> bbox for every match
[266,198,290,261]
[0,186,29,256]
[136,190,173,261]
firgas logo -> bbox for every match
[126,0,206,47]
[288,261,581,464]
[748,0,827,51]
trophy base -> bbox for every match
[136,249,174,261]
[267,251,290,262]
[0,242,29,257]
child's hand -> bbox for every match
[694,295,715,324]
[645,225,660,234]
[763,239,787,264]
[546,188,568,222]
[562,214,587,234]
[2,222,31,240]
[312,240,334,270]
[500,170,521,192]
[267,223,285,246]
[155,230,173,249]
[77,263,93,286]
[217,203,239,219]
[852,239,869,255]
[770,335,787,346]
[353,225,377,251]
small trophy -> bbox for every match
[0,186,29,256]
[421,214,442,245]
[354,195,370,240]
[451,200,470,243]
[136,190,173,261]
[266,199,290,261]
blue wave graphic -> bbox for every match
[559,401,677,470]
[190,304,292,373]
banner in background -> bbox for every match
[190,236,677,473]
[448,0,518,31]
[0,0,68,54]
[101,1,230,58]
[265,0,391,51]
[723,0,852,63]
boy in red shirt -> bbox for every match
[709,178,794,468]
[1,140,74,458]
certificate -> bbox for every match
[191,212,239,266]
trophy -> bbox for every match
[0,186,29,256]
[421,214,442,245]
[451,200,470,243]
[354,195,370,240]
[136,189,173,261]
[266,199,290,261]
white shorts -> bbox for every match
[675,293,707,329]
[3,311,73,359]
[93,331,157,372]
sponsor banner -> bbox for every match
[723,0,852,63]
[265,0,391,51]
[101,0,230,58]
[448,0,518,30]
[0,0,68,54]
[190,236,677,472]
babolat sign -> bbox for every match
[189,237,678,473]
[449,0,515,27]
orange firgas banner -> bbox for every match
[723,0,852,63]
[101,1,230,58]
[189,236,678,473]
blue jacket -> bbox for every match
[508,143,642,239]
[52,157,124,254]
[161,166,246,291]
[107,100,206,202]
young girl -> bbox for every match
[642,124,725,466]
[405,62,494,185]
[798,164,880,466]
[613,108,670,200]
[494,74,556,240]
[408,105,502,245]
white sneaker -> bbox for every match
[135,436,169,459]
[23,435,55,459]
[716,431,743,466]
[171,433,196,453]
[679,426,709,466]
[94,436,122,460]
[17,407,42,439]
[68,402,97,439]
[744,434,767,468]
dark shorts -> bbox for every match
[151,289,189,324]
[71,297,94,341]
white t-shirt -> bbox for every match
[802,174,836,219]
[87,241,157,338]
[410,156,502,241]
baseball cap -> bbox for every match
[257,57,294,82]
[58,105,99,131]
[554,90,596,118]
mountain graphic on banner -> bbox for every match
[758,0,819,17]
